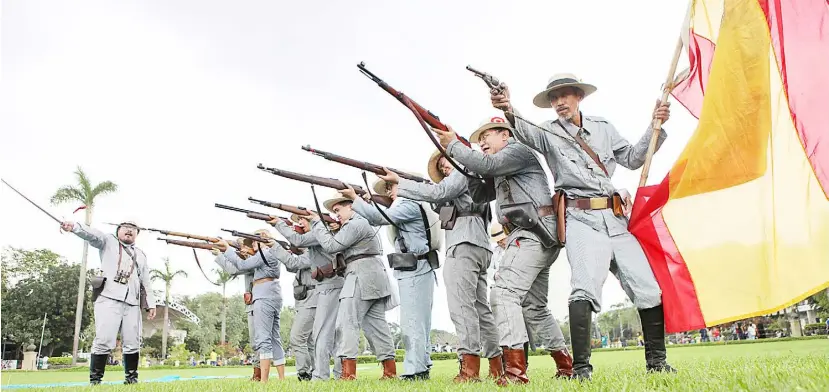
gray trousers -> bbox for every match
[312,287,342,381]
[291,304,316,374]
[398,271,435,375]
[253,297,285,365]
[566,218,662,312]
[444,243,501,358]
[336,280,395,361]
[491,238,567,350]
[92,296,142,355]
[247,309,259,368]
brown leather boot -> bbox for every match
[453,354,482,383]
[339,358,357,380]
[379,359,397,380]
[495,347,529,386]
[488,355,504,379]
[551,348,574,378]
[251,367,261,381]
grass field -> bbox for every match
[2,339,828,391]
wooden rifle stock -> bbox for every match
[159,238,220,251]
[302,145,431,184]
[214,203,282,221]
[256,165,393,207]
[357,62,471,148]
[149,229,219,243]
[248,197,338,224]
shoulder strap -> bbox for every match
[417,204,432,251]
[556,122,609,176]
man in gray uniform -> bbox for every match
[217,229,286,382]
[350,177,435,381]
[489,73,676,380]
[271,214,343,381]
[434,116,574,385]
[307,193,398,381]
[211,239,260,381]
[59,220,156,385]
[378,151,502,382]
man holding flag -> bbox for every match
[487,74,675,380]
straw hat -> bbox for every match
[426,150,446,183]
[469,116,513,144]
[323,193,352,214]
[490,222,507,243]
[532,73,597,108]
[372,171,426,196]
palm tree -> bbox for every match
[214,269,237,345]
[150,258,188,359]
[50,166,118,366]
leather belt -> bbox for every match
[503,204,555,235]
[344,253,381,264]
[566,196,613,210]
[253,277,276,286]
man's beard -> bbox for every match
[120,237,135,245]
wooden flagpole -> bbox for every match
[638,36,685,187]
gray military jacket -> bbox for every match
[351,197,432,280]
[223,247,281,302]
[273,220,344,291]
[71,223,156,307]
[213,253,256,312]
[310,214,393,303]
[446,137,559,247]
[269,245,318,309]
[510,109,667,236]
[397,168,490,252]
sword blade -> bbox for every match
[1,178,62,224]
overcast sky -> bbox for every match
[0,0,698,332]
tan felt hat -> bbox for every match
[372,170,426,196]
[469,116,513,144]
[427,150,446,183]
[323,194,352,214]
[490,222,507,243]
[532,73,596,108]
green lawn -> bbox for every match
[3,339,828,391]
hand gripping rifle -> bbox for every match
[256,164,393,208]
[302,145,432,184]
[247,197,339,224]
[357,62,482,180]
[220,229,304,255]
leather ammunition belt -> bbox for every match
[566,196,615,210]
[253,277,276,286]
[345,253,381,264]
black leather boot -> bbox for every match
[123,352,140,384]
[297,371,312,381]
[639,305,677,373]
[89,354,108,385]
[569,300,594,381]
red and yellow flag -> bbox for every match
[630,0,829,333]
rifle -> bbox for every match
[248,197,339,224]
[146,228,221,243]
[302,145,431,184]
[357,62,481,180]
[158,237,222,251]
[465,65,551,139]
[220,229,304,255]
[214,203,285,221]
[256,164,393,208]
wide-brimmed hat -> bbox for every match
[532,73,597,108]
[373,170,425,195]
[289,213,306,223]
[323,194,352,214]
[469,116,513,144]
[426,150,447,183]
[490,222,507,243]
[116,221,140,233]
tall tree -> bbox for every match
[1,248,93,357]
[213,269,237,345]
[50,166,117,365]
[150,257,188,359]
